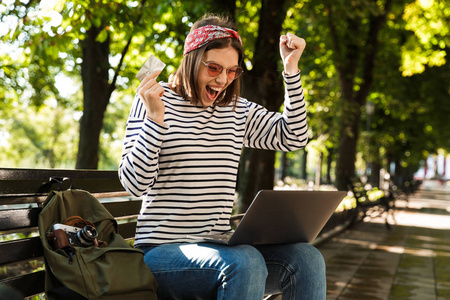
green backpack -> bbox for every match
[38,188,158,300]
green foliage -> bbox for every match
[0,0,209,169]
[0,0,448,185]
[364,0,450,175]
[235,0,261,69]
[0,99,79,168]
[401,0,449,76]
[275,0,449,184]
[98,93,134,170]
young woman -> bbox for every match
[119,14,326,300]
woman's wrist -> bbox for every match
[283,68,300,77]
[146,113,164,126]
[284,64,300,76]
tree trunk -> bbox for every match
[335,100,361,189]
[74,1,146,169]
[300,150,308,180]
[370,161,381,188]
[280,152,288,181]
[211,0,236,19]
[394,159,404,187]
[76,26,111,169]
[330,0,393,190]
[237,0,289,212]
[326,147,333,184]
[315,152,323,187]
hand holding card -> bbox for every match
[135,55,166,125]
[136,55,166,81]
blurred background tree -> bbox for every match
[1,0,449,210]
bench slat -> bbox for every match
[0,191,131,205]
[103,200,141,218]
[0,168,125,198]
[0,270,45,298]
[0,237,43,265]
[0,201,141,231]
[118,222,138,240]
[0,207,41,232]
[0,168,118,180]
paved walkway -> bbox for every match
[317,180,450,300]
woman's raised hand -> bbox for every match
[279,33,306,76]
[136,70,165,125]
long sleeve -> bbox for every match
[117,77,308,245]
[118,95,169,197]
[243,71,308,151]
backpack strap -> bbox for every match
[63,216,95,228]
[50,177,76,190]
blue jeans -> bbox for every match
[142,242,326,300]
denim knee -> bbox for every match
[282,243,325,284]
[298,243,326,275]
[290,243,326,297]
[258,243,326,299]
[221,245,268,284]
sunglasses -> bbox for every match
[201,61,244,80]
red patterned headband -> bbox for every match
[183,25,242,56]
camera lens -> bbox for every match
[77,225,98,247]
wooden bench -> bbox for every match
[0,168,139,298]
[1,168,351,299]
[347,177,396,229]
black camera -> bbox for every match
[52,223,98,248]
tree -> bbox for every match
[279,1,344,186]
[365,0,450,186]
[2,0,448,195]
[1,0,207,169]
[318,0,394,190]
[0,100,79,168]
[234,0,291,210]
[73,0,151,168]
[266,0,449,190]
[400,0,449,77]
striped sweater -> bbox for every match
[119,72,308,246]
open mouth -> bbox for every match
[206,85,221,101]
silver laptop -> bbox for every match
[188,190,347,245]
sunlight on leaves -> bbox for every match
[401,0,449,76]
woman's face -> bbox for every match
[198,46,239,106]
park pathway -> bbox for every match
[318,179,450,300]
